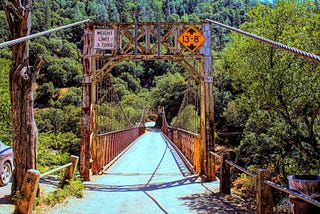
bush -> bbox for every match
[35,178,84,212]
[232,166,256,199]
[35,106,81,137]
[36,82,55,106]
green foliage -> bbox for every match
[36,82,55,106]
[0,58,11,143]
[171,105,200,133]
[35,178,84,211]
[151,71,187,122]
[122,93,148,123]
[45,57,82,88]
[233,170,256,198]
[0,12,9,43]
[0,12,10,59]
[56,87,82,107]
[97,102,133,132]
[35,105,81,136]
[38,131,80,172]
[222,1,320,175]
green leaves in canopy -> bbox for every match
[151,71,187,122]
[35,105,81,136]
[222,1,320,173]
[0,58,11,143]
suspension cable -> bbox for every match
[205,19,320,63]
[107,75,135,128]
[0,19,90,49]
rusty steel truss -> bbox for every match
[80,21,215,181]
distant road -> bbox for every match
[145,121,156,127]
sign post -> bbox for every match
[94,29,115,50]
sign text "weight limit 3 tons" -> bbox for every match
[94,29,115,50]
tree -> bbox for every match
[150,71,187,122]
[58,87,82,107]
[36,82,55,106]
[222,1,320,175]
[3,0,43,195]
[171,104,200,133]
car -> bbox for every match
[0,141,13,187]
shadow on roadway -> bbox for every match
[179,190,256,213]
[84,175,200,193]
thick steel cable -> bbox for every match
[205,19,320,63]
[0,19,90,49]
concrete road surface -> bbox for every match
[46,131,219,214]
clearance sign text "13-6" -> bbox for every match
[94,29,115,50]
[178,26,205,53]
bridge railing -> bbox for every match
[93,127,144,175]
[210,151,320,214]
[161,107,200,172]
[165,126,200,172]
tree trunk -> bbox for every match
[3,0,42,195]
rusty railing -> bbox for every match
[165,127,200,171]
[161,107,201,173]
[94,127,144,174]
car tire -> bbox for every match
[0,162,12,187]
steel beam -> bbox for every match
[81,22,214,180]
[80,22,94,181]
[200,22,215,180]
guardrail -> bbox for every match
[210,151,320,214]
[165,126,200,172]
[160,107,201,173]
[15,155,79,214]
[93,127,144,175]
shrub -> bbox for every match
[34,178,84,212]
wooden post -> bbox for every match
[61,156,79,187]
[220,152,231,194]
[15,169,41,214]
[256,169,273,214]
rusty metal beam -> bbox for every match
[201,22,215,180]
[81,21,213,180]
[80,22,94,181]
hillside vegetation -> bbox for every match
[0,0,319,186]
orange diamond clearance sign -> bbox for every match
[178,26,206,53]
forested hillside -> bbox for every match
[0,0,257,170]
[0,0,319,186]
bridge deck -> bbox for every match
[47,130,219,213]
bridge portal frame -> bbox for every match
[80,21,215,181]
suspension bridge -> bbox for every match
[1,19,320,213]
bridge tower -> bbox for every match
[80,21,215,181]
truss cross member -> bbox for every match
[80,21,214,180]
